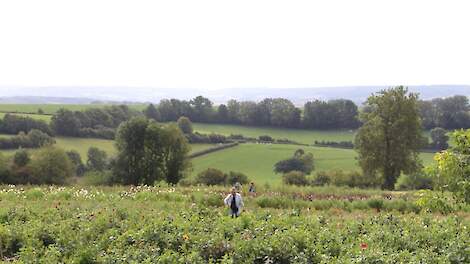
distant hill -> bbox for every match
[0,85,469,105]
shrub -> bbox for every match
[66,150,86,176]
[13,149,30,167]
[196,168,227,185]
[274,150,314,175]
[0,130,55,150]
[86,147,108,171]
[258,135,274,142]
[315,170,381,188]
[282,171,308,186]
[81,170,115,186]
[226,171,249,185]
[29,147,73,184]
[395,173,433,190]
[177,116,193,134]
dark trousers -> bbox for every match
[231,208,239,218]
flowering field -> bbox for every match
[0,186,468,263]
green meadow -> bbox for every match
[193,123,356,144]
[190,143,436,185]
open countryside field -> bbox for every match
[0,103,146,115]
[0,134,214,160]
[191,143,436,185]
[194,123,356,144]
[0,185,467,262]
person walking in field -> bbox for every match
[224,187,244,218]
[248,182,256,197]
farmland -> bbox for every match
[0,185,468,263]
[0,134,214,161]
[0,104,146,115]
[193,123,356,144]
[190,143,436,185]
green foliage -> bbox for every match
[66,150,86,176]
[81,170,115,186]
[274,149,314,175]
[86,147,108,172]
[0,129,55,149]
[196,168,227,186]
[177,116,193,134]
[0,186,467,262]
[313,170,381,188]
[430,127,449,150]
[226,171,249,185]
[355,86,425,190]
[114,118,190,185]
[29,147,73,184]
[143,103,160,121]
[13,149,30,167]
[427,129,470,203]
[395,172,433,191]
[282,171,308,186]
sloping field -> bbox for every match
[193,123,356,144]
[190,143,436,185]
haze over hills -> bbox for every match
[0,85,469,105]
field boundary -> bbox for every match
[188,142,239,158]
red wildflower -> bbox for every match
[360,243,368,250]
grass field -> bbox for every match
[190,143,436,184]
[0,134,214,161]
[193,123,357,144]
[0,103,146,115]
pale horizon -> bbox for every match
[1,0,470,89]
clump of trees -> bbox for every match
[195,168,249,186]
[0,129,55,149]
[112,117,190,185]
[355,86,425,190]
[0,147,73,185]
[274,149,314,175]
[0,114,53,135]
[51,105,141,138]
[419,95,470,130]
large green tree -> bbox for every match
[114,117,190,185]
[355,86,425,190]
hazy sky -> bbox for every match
[0,0,469,90]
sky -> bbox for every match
[0,0,469,90]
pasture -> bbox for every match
[190,143,436,185]
[193,123,356,144]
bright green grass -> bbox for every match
[0,104,146,115]
[191,143,437,185]
[193,123,356,144]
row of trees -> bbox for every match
[145,97,361,129]
[0,114,52,135]
[0,130,55,149]
[419,95,470,129]
[145,95,470,130]
[51,105,142,138]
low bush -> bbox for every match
[226,171,249,185]
[186,132,228,144]
[196,168,227,186]
[282,171,308,186]
[314,170,381,188]
[0,130,55,150]
[81,170,116,186]
[314,140,354,148]
[395,173,433,191]
[258,135,274,142]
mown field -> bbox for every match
[193,123,356,144]
[190,143,436,185]
[0,185,468,263]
